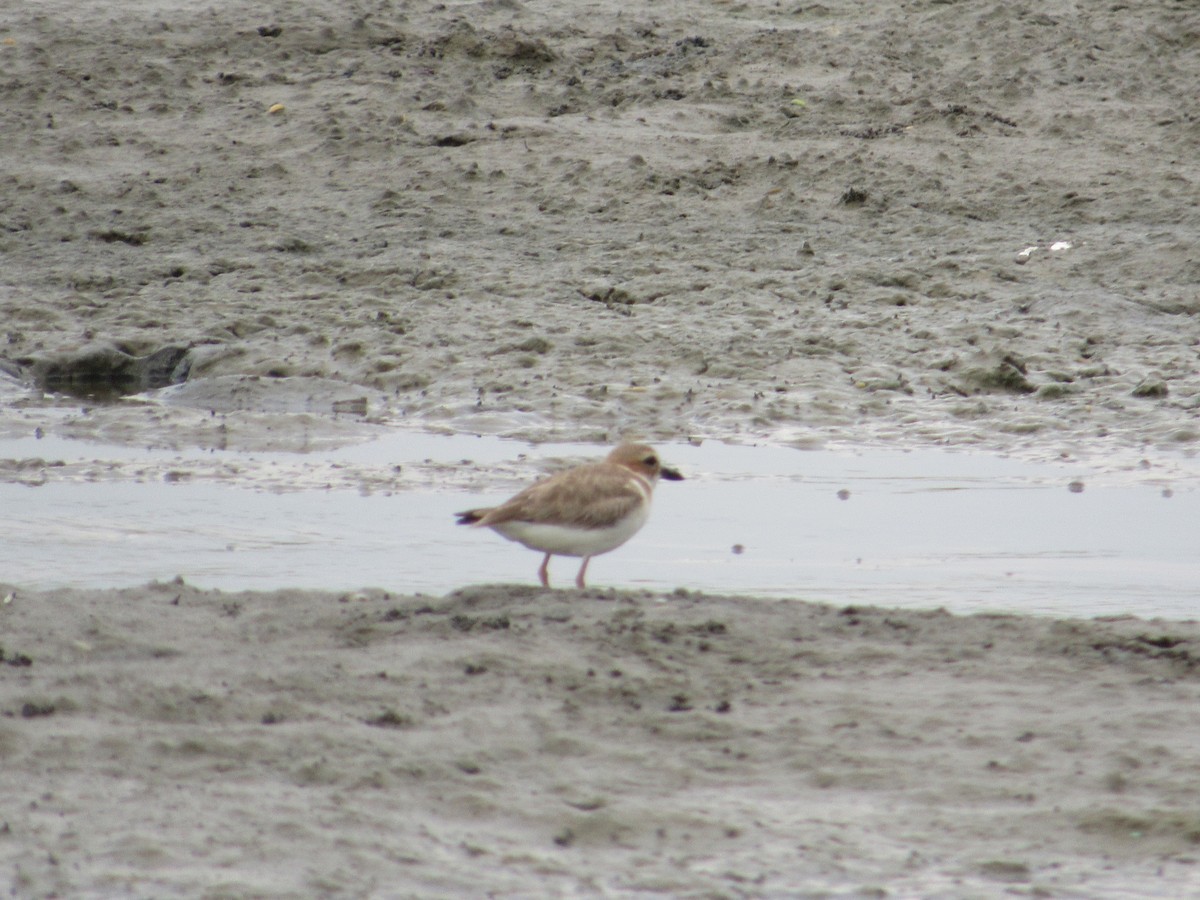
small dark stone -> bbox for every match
[365,710,412,729]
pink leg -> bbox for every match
[537,553,552,588]
[575,556,592,589]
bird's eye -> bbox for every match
[644,456,658,466]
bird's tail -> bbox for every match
[454,508,489,526]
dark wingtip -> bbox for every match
[455,510,483,525]
[661,467,684,481]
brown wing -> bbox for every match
[474,463,647,529]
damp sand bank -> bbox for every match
[3,582,1200,897]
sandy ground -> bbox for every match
[2,0,1200,896]
[1,0,1198,455]
[3,583,1200,898]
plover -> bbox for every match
[455,443,683,588]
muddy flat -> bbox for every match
[2,0,1199,896]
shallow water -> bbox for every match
[2,431,1197,619]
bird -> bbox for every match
[455,442,683,589]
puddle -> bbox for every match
[2,431,1197,619]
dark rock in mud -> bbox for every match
[959,352,1036,395]
[1131,377,1169,399]
[23,343,192,400]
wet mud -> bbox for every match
[2,1,1200,896]
[3,582,1200,896]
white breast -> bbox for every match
[491,502,651,558]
